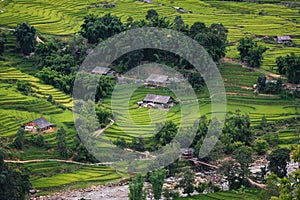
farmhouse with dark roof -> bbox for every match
[91,66,114,76]
[276,36,292,44]
[23,117,54,133]
[146,73,169,87]
[141,94,175,108]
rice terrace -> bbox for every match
[0,0,300,199]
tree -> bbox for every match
[56,128,68,158]
[233,146,253,185]
[149,169,167,200]
[292,145,300,164]
[0,31,6,55]
[189,22,206,38]
[179,169,195,196]
[237,37,267,68]
[129,173,146,200]
[276,53,300,84]
[47,94,53,103]
[254,139,269,155]
[146,9,159,21]
[14,22,36,55]
[267,148,290,178]
[115,137,127,149]
[0,153,31,200]
[221,110,253,153]
[154,121,177,149]
[16,80,32,95]
[218,158,241,189]
[12,128,26,150]
[80,14,124,44]
[173,16,187,32]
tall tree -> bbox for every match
[149,169,167,200]
[80,14,124,44]
[267,148,290,178]
[218,158,241,189]
[154,121,177,149]
[14,22,36,55]
[12,128,26,150]
[56,128,68,158]
[276,53,300,84]
[129,174,146,200]
[233,146,253,185]
[237,37,267,68]
[0,31,6,55]
[0,153,31,200]
[179,169,195,196]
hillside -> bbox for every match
[0,0,299,198]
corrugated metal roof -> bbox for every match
[91,67,111,75]
[143,94,172,104]
[146,74,168,83]
[277,36,292,41]
[31,117,53,129]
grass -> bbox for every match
[175,188,261,200]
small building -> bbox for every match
[172,6,187,13]
[91,66,114,76]
[181,148,194,159]
[140,0,153,3]
[23,117,54,133]
[143,94,174,108]
[276,36,292,44]
[265,79,278,84]
[146,73,169,87]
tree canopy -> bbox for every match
[237,37,267,68]
[14,22,36,55]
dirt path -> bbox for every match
[36,35,45,44]
[93,119,115,137]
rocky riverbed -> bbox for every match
[31,185,129,200]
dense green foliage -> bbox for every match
[257,76,283,94]
[0,153,31,200]
[178,169,195,196]
[237,37,267,68]
[56,128,69,159]
[276,53,300,84]
[0,31,6,55]
[129,173,146,200]
[149,169,167,200]
[267,148,290,178]
[13,22,36,55]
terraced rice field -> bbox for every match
[21,161,122,189]
[102,63,298,142]
[0,65,72,107]
[0,0,299,71]
[265,120,300,148]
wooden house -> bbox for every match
[143,94,174,108]
[276,36,292,44]
[146,73,169,87]
[23,117,54,133]
[91,66,115,76]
